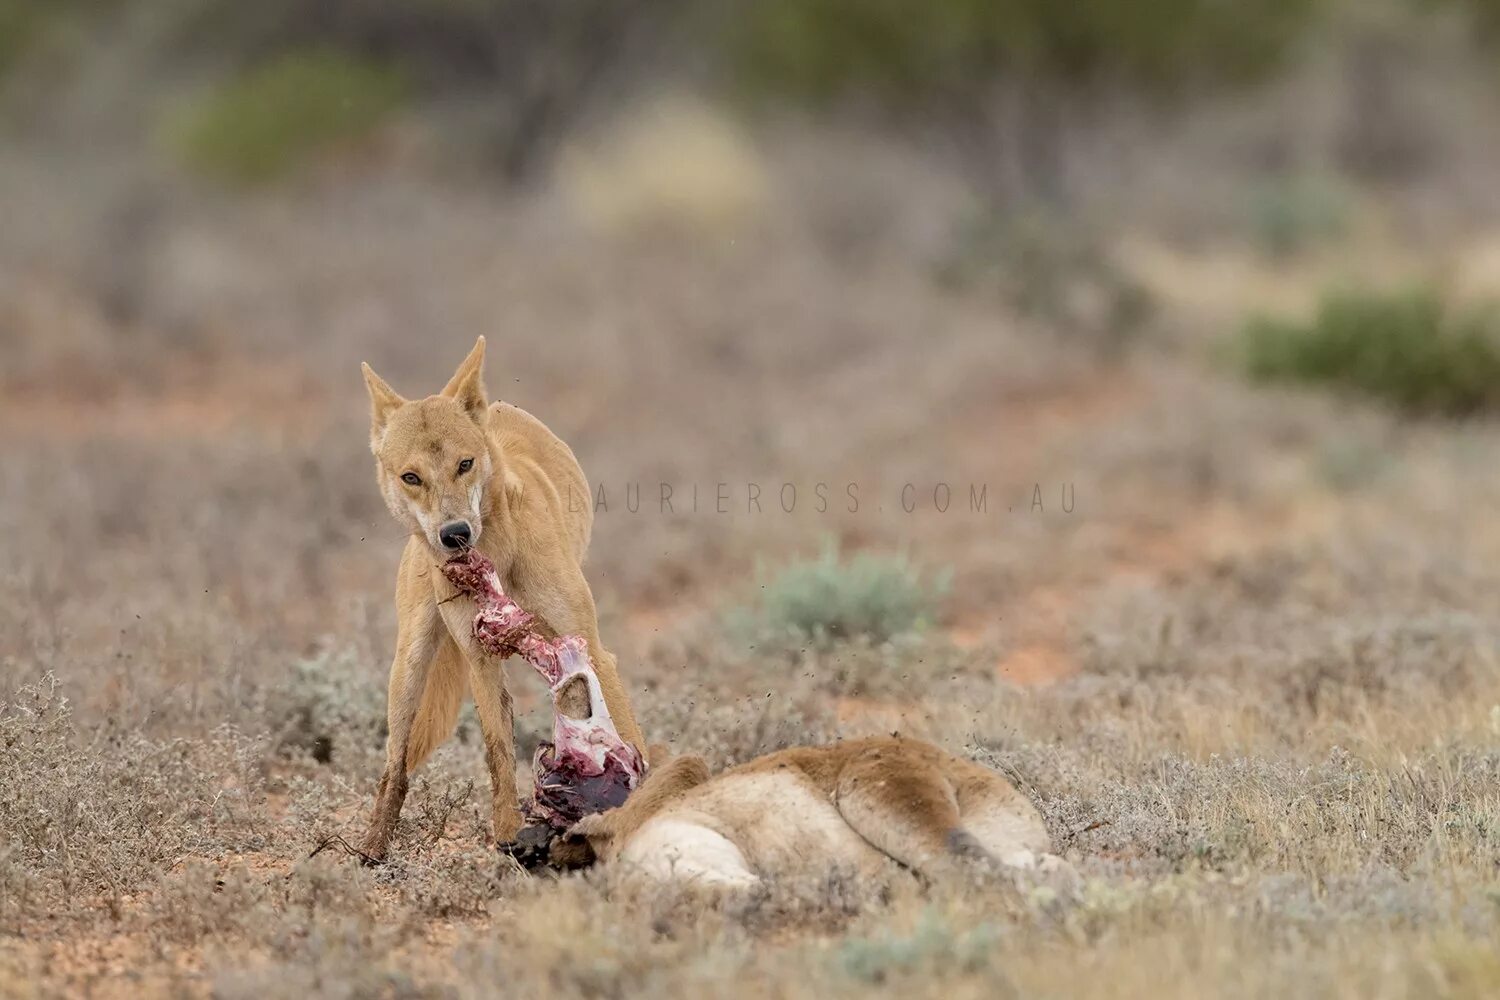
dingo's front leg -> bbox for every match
[438,598,523,844]
[361,598,442,861]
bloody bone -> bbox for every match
[441,549,645,831]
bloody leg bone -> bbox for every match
[441,550,645,832]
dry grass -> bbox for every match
[4,106,1500,998]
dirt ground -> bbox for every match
[5,121,1500,998]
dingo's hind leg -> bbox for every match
[405,638,466,772]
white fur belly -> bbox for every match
[617,771,889,885]
[616,817,758,888]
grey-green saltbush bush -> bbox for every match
[268,646,386,764]
[837,911,1002,984]
[729,547,948,651]
[1246,173,1351,258]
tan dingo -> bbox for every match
[571,736,1061,888]
[358,337,642,860]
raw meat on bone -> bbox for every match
[441,549,645,831]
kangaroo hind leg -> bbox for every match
[832,743,973,878]
[949,756,1064,873]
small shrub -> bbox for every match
[1239,289,1500,415]
[938,211,1154,354]
[836,910,1002,984]
[268,646,386,764]
[1314,435,1391,492]
[168,49,407,185]
[1246,173,1351,258]
[729,546,948,650]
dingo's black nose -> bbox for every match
[439,521,472,550]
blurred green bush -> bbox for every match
[168,49,407,185]
[161,0,686,181]
[1428,0,1500,37]
[0,1,49,79]
[727,0,1326,204]
[1239,289,1500,415]
[773,1,1315,95]
[729,545,949,651]
[729,0,1325,104]
[0,0,118,79]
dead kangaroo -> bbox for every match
[571,737,1061,888]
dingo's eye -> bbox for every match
[457,458,474,475]
[401,472,422,487]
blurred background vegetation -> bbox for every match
[7,0,1500,410]
[0,0,1350,190]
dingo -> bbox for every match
[358,337,643,859]
[571,737,1060,888]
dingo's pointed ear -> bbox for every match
[441,336,487,421]
[362,362,405,451]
